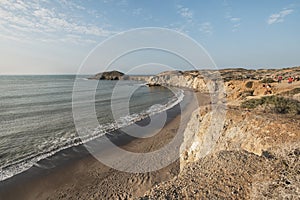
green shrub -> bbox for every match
[260,78,276,83]
[241,90,254,98]
[241,96,300,114]
[241,98,264,109]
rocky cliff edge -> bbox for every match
[140,67,300,199]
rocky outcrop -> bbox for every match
[181,105,299,164]
[140,67,300,199]
[88,70,124,80]
[141,105,300,199]
[88,71,151,82]
[146,70,222,93]
[145,68,300,165]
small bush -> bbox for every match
[241,90,254,98]
[241,96,300,114]
[241,98,264,109]
[260,78,276,83]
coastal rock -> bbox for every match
[88,70,125,80]
[142,105,300,199]
[146,71,213,92]
[141,66,300,199]
[88,71,150,82]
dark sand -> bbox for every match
[0,90,210,200]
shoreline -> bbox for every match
[0,89,209,199]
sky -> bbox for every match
[0,0,299,75]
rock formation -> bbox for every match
[88,70,152,82]
[140,66,300,199]
[88,70,125,80]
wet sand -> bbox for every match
[0,90,210,199]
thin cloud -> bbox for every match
[103,0,128,6]
[199,22,213,34]
[226,16,242,32]
[132,8,142,16]
[225,6,242,32]
[177,5,193,20]
[58,0,86,11]
[232,23,241,32]
[172,4,195,34]
[267,9,293,25]
[230,18,241,32]
[230,17,241,22]
[223,2,242,32]
[0,0,117,44]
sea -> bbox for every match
[0,75,184,181]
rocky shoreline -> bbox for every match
[138,66,300,199]
[5,67,297,199]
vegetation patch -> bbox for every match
[241,90,254,98]
[279,88,300,96]
[241,96,300,115]
[260,78,276,83]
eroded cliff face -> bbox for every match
[147,71,210,92]
[180,105,300,169]
[148,70,300,181]
[142,104,299,199]
[141,68,300,199]
[145,69,300,171]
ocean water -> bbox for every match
[0,75,183,181]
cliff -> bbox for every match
[140,67,300,199]
[147,70,210,92]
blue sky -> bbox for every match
[0,0,299,74]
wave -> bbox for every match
[0,89,184,181]
[78,78,89,81]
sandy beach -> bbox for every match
[0,90,210,200]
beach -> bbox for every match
[0,90,210,199]
[0,67,299,199]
